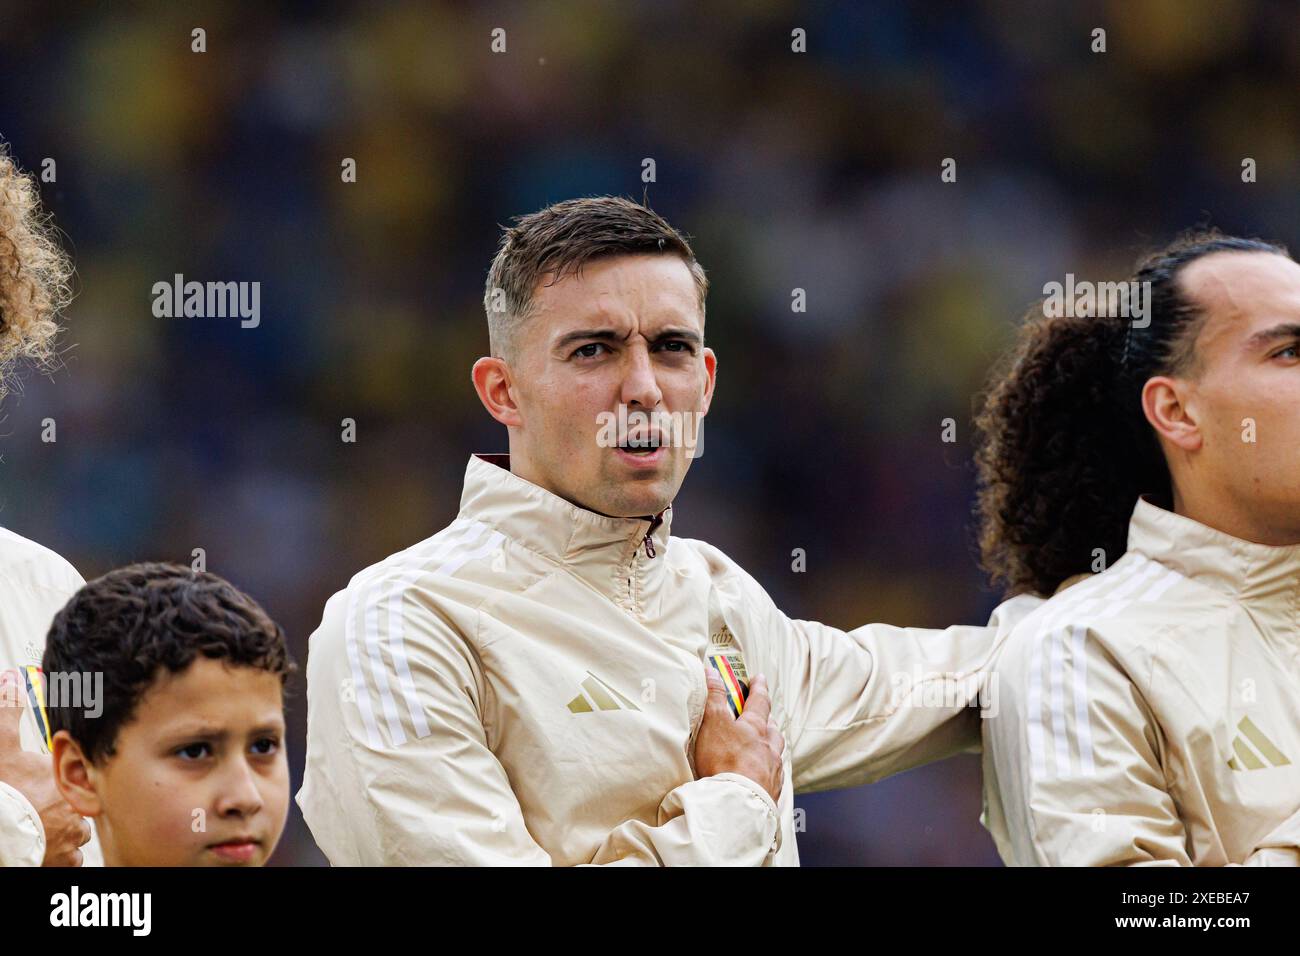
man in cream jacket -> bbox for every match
[298,196,1040,866]
[983,500,1300,865]
[978,235,1300,865]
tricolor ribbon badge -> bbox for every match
[22,665,53,754]
[708,652,749,717]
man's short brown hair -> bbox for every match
[482,196,708,360]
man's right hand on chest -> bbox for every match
[693,668,785,803]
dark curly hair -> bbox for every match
[0,141,70,399]
[974,230,1289,596]
[43,562,296,764]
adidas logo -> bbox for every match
[567,671,641,714]
[1227,716,1291,771]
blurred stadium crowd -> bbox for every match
[1,0,1297,864]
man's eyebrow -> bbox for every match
[553,328,625,349]
[553,326,703,349]
[1244,322,1300,351]
[649,327,703,345]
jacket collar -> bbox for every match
[1127,496,1300,606]
[458,454,673,601]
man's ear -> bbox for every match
[1141,375,1203,452]
[50,730,103,818]
[699,347,717,417]
[471,356,523,428]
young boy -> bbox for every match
[43,562,295,866]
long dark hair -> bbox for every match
[974,230,1288,596]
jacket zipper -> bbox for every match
[625,512,665,612]
[642,511,664,559]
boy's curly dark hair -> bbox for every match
[974,230,1289,597]
[43,562,296,764]
[0,142,70,399]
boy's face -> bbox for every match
[60,657,289,866]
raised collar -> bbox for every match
[1127,496,1300,606]
[458,454,673,604]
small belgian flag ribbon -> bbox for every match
[708,652,749,717]
[22,665,53,754]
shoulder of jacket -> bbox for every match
[314,536,499,641]
[997,576,1192,678]
[671,536,758,589]
[310,575,479,663]
[0,527,83,594]
[349,520,514,590]
[671,536,744,578]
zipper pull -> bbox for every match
[643,529,656,559]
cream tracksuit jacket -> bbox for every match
[299,454,1041,866]
[0,526,103,867]
[982,498,1300,865]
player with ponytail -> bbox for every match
[976,230,1300,866]
[975,232,1288,597]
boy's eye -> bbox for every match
[572,342,607,359]
[176,742,212,760]
[251,737,279,756]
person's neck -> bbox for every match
[1172,486,1300,547]
[492,448,609,519]
[497,447,662,522]
[97,826,124,867]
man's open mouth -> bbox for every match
[618,435,664,454]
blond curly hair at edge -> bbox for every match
[0,142,71,400]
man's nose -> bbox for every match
[620,346,663,409]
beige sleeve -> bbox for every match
[587,773,779,866]
[0,780,44,867]
[1237,808,1300,866]
[299,589,779,866]
[984,623,1192,865]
